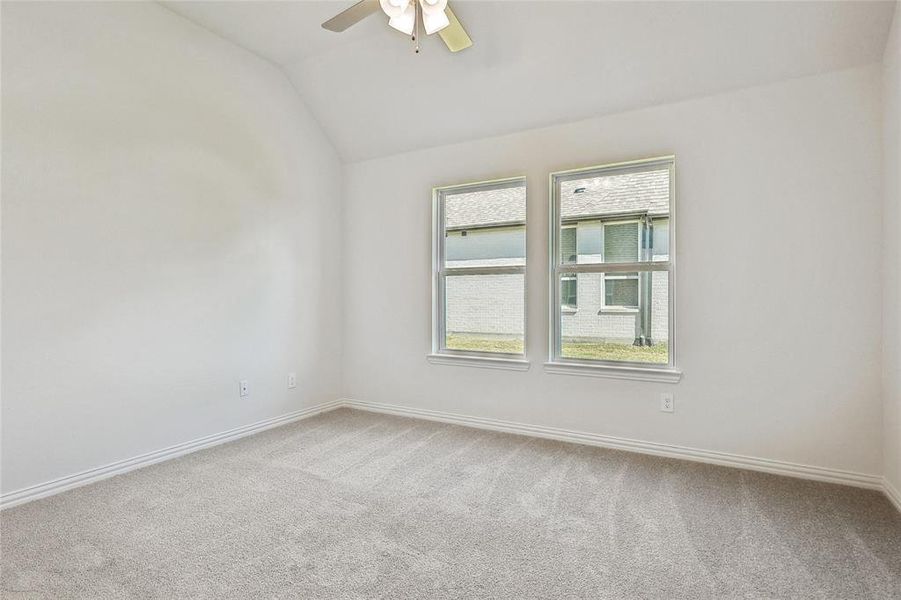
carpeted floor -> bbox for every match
[2,408,900,599]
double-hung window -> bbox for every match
[431,177,527,367]
[548,157,678,380]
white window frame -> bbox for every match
[546,156,681,383]
[429,176,529,371]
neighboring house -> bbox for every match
[445,170,669,346]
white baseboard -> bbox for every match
[341,398,886,492]
[5,397,898,515]
[0,399,343,510]
[884,478,901,514]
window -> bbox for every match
[561,274,578,310]
[561,226,578,264]
[548,157,677,379]
[432,177,527,365]
[603,274,639,308]
[603,221,639,262]
[561,226,578,310]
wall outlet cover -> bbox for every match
[661,392,674,413]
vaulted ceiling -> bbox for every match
[162,1,896,162]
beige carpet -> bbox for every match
[2,408,900,599]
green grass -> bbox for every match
[561,340,667,364]
[446,334,523,354]
[446,334,668,364]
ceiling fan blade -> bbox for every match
[322,0,380,32]
[439,5,473,52]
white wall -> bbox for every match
[1,2,342,494]
[883,2,901,495]
[343,66,884,476]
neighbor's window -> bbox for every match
[561,274,578,310]
[549,157,674,369]
[433,177,526,358]
[561,226,578,310]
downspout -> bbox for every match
[635,216,653,346]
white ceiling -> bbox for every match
[162,1,896,162]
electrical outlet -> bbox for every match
[239,380,249,397]
[287,373,297,389]
[660,392,674,413]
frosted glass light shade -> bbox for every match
[420,0,448,13]
[422,7,449,34]
[388,1,415,34]
[379,0,410,19]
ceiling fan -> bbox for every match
[322,0,473,54]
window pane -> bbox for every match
[559,167,670,264]
[559,271,668,364]
[444,183,526,267]
[445,273,524,354]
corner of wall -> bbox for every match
[882,0,901,493]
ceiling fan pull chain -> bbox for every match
[413,0,421,53]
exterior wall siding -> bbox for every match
[446,226,524,266]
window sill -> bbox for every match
[427,353,531,371]
[544,361,682,383]
[562,307,578,315]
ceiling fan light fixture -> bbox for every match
[420,0,447,12]
[379,0,410,19]
[323,0,472,54]
[388,2,416,35]
[422,7,450,35]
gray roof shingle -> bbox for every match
[561,169,670,220]
[444,169,669,230]
[445,185,525,229]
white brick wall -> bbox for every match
[559,271,669,344]
[561,272,637,342]
[445,274,524,335]
[443,219,669,344]
[650,270,669,343]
